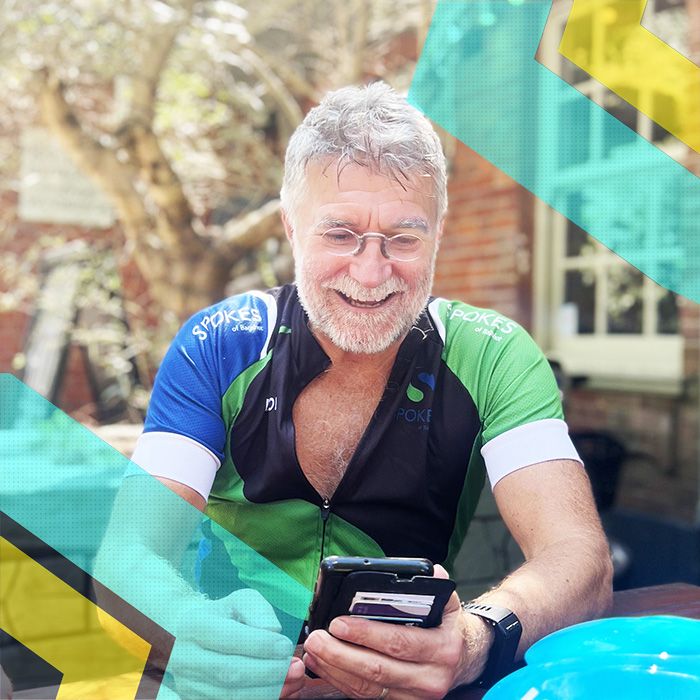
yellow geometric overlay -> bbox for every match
[560,0,700,153]
[0,536,151,700]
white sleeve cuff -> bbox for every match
[481,418,582,489]
[128,431,220,501]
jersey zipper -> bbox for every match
[319,498,331,564]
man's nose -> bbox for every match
[348,238,392,287]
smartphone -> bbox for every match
[304,556,455,637]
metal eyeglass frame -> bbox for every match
[317,227,425,262]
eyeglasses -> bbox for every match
[317,227,426,262]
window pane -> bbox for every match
[607,267,643,334]
[651,92,678,143]
[561,14,592,85]
[603,90,638,157]
[564,269,595,334]
[564,192,594,257]
[566,221,590,257]
[657,290,679,334]
[559,97,590,168]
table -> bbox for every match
[12,583,700,699]
[301,582,700,699]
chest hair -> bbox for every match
[293,367,389,499]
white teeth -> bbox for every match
[336,291,392,307]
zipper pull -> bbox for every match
[321,498,331,521]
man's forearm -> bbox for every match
[93,475,208,665]
[465,533,613,660]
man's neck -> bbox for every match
[312,330,404,372]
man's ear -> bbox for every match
[435,217,445,249]
[281,209,294,245]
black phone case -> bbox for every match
[307,570,455,634]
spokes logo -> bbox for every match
[398,372,435,430]
[406,372,435,403]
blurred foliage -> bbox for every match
[0,0,430,214]
[0,0,434,418]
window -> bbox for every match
[533,0,688,389]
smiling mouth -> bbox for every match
[335,290,397,309]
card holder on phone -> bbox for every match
[306,570,454,636]
[336,571,455,627]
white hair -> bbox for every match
[280,82,447,230]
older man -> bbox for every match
[131,82,612,698]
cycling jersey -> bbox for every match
[133,284,580,607]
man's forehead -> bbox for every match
[302,159,438,225]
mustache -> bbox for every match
[322,275,409,303]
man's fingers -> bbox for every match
[184,613,293,657]
[303,651,388,699]
[222,588,282,632]
[280,657,307,698]
[171,641,292,686]
[325,617,446,664]
[433,564,450,579]
[304,629,425,691]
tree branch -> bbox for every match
[37,71,151,238]
[214,199,284,260]
[250,43,322,104]
[350,0,371,83]
[228,48,304,142]
[36,71,199,290]
[127,123,198,241]
[127,0,198,125]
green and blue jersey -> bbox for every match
[133,284,579,603]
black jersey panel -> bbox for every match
[228,285,482,566]
[331,360,480,564]
[229,286,329,504]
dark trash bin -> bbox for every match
[570,430,627,512]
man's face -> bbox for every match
[287,161,442,355]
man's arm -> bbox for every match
[475,458,613,654]
[95,473,306,699]
[156,477,206,511]
[302,459,612,698]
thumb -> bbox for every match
[222,588,282,633]
[433,564,450,580]
[432,564,461,614]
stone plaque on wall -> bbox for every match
[19,128,115,228]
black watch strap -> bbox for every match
[461,601,522,688]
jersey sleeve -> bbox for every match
[437,299,581,487]
[130,291,277,498]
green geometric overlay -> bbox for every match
[410,1,700,303]
[0,374,309,698]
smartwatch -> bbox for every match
[461,601,522,687]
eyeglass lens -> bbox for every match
[320,228,423,261]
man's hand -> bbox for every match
[301,566,493,699]
[166,588,305,699]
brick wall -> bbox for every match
[0,188,150,418]
[0,311,28,374]
[433,108,699,532]
[433,141,533,325]
[436,72,699,597]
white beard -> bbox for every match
[295,257,434,355]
